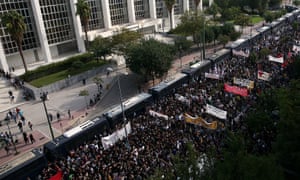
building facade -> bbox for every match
[0,0,213,73]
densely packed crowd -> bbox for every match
[38,20,299,180]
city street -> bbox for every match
[0,22,262,171]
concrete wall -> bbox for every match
[7,50,37,68]
[50,46,58,58]
[23,63,114,100]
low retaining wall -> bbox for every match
[23,63,115,100]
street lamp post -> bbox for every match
[6,121,18,155]
[202,16,206,61]
[40,92,55,142]
[108,67,131,150]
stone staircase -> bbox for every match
[0,78,23,114]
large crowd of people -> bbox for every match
[37,18,300,180]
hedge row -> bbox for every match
[21,53,93,82]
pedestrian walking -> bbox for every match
[4,145,10,155]
[68,109,71,120]
[29,133,35,144]
[21,115,26,125]
[17,121,23,132]
[28,121,33,130]
[48,113,53,121]
[56,112,61,121]
[23,132,29,144]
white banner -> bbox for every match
[205,72,220,80]
[257,70,271,81]
[268,55,284,63]
[101,122,132,150]
[293,45,300,52]
[206,104,227,120]
[149,110,169,120]
[233,77,254,89]
[232,49,249,58]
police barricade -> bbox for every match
[103,93,152,127]
[181,60,211,78]
[0,149,47,180]
[208,48,231,64]
[148,73,188,99]
[44,116,110,160]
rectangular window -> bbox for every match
[134,0,150,20]
[109,0,129,25]
[0,0,38,55]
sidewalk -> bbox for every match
[0,65,119,168]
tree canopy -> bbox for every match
[125,38,174,84]
[90,36,112,61]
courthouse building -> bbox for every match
[0,0,213,73]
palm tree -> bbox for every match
[76,0,91,49]
[1,11,27,72]
[164,0,176,30]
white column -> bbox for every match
[127,0,136,23]
[169,8,175,29]
[149,0,157,19]
[70,0,86,53]
[102,0,112,28]
[209,0,213,6]
[183,0,189,12]
[0,40,9,72]
[30,0,52,63]
[199,0,203,11]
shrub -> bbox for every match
[21,53,93,82]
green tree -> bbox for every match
[274,79,300,179]
[294,0,300,6]
[1,11,27,72]
[164,0,176,30]
[263,11,276,23]
[76,0,91,49]
[174,11,204,38]
[217,34,230,47]
[206,3,221,22]
[222,7,241,21]
[79,89,89,109]
[234,14,251,33]
[125,39,174,85]
[204,132,284,180]
[174,36,193,67]
[90,36,112,61]
[112,29,141,55]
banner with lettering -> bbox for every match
[232,49,249,58]
[205,72,220,80]
[268,55,284,63]
[149,110,169,120]
[257,70,271,81]
[224,83,248,97]
[184,113,218,130]
[233,77,254,89]
[206,104,227,120]
[101,122,132,150]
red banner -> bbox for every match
[49,170,63,180]
[224,84,248,97]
